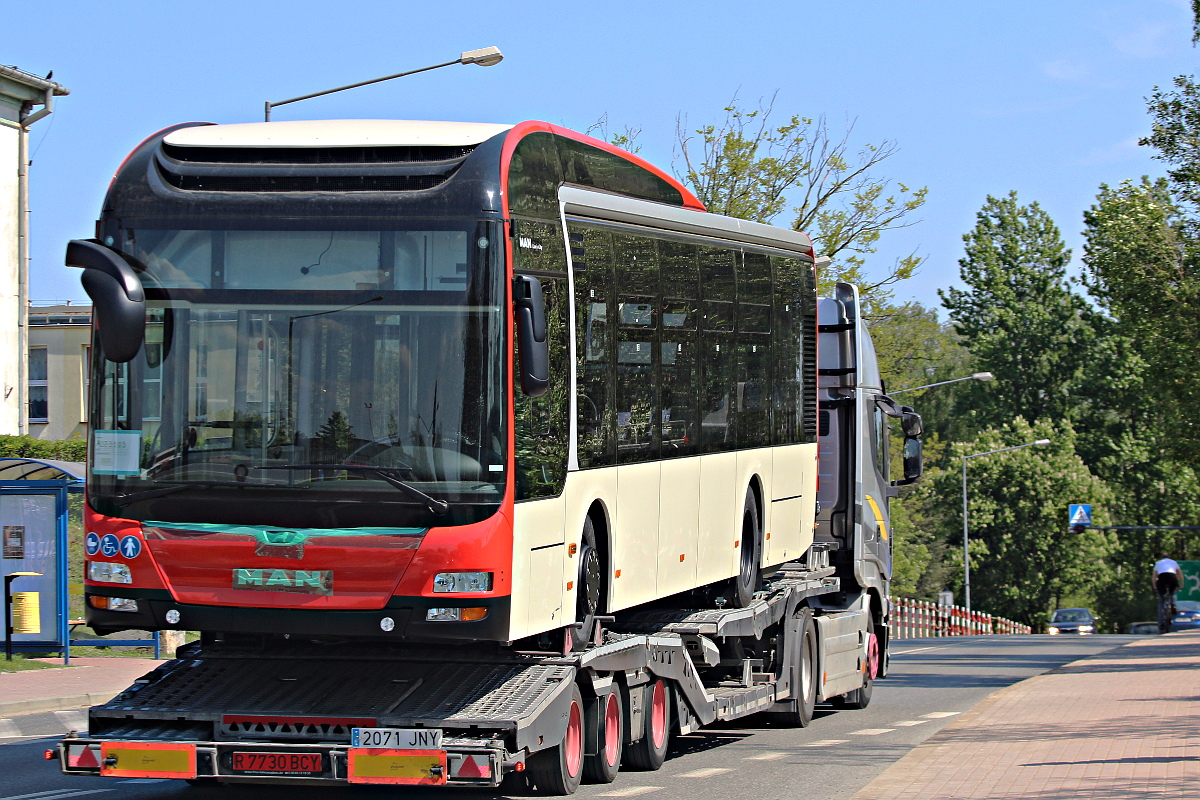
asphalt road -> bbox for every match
[0,635,1138,800]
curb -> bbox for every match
[0,692,119,719]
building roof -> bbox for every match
[0,458,85,482]
[165,119,513,149]
[0,65,70,99]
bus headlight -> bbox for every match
[88,595,139,612]
[88,561,132,584]
[426,607,488,622]
[432,572,493,593]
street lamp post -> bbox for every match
[961,439,1051,612]
[265,46,504,121]
[890,372,993,396]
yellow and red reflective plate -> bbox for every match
[347,748,446,785]
[100,742,197,778]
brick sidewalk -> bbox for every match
[853,631,1200,799]
[0,657,164,717]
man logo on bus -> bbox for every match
[232,569,333,595]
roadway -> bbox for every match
[0,635,1137,800]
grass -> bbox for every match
[0,654,64,672]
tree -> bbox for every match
[673,95,927,312]
[916,418,1113,628]
[314,411,356,463]
[939,192,1095,428]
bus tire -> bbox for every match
[528,683,585,795]
[583,688,624,783]
[832,611,877,710]
[623,679,670,771]
[732,488,761,608]
[770,608,817,727]
[571,517,603,651]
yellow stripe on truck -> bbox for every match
[865,495,888,541]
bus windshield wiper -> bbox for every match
[256,465,449,516]
[113,480,289,507]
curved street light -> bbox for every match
[890,372,994,396]
[265,47,504,121]
[961,439,1051,612]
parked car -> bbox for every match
[1048,608,1097,634]
[1126,621,1159,635]
[1173,600,1200,631]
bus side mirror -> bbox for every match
[65,239,145,363]
[901,407,923,438]
[514,275,549,396]
[894,437,923,485]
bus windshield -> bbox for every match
[88,223,507,528]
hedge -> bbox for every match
[0,435,87,462]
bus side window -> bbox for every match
[770,256,808,445]
[613,234,660,464]
[737,252,772,447]
[572,225,615,468]
[699,246,737,451]
[658,239,699,458]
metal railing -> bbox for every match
[890,596,1032,638]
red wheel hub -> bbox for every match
[565,698,583,777]
[604,693,620,766]
[866,632,880,680]
[650,680,667,749]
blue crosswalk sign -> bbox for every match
[119,535,142,559]
[85,531,100,556]
[1068,504,1092,527]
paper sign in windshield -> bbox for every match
[94,430,143,476]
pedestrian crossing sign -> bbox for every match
[1068,504,1092,526]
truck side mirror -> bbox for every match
[65,239,146,363]
[514,275,549,396]
[901,407,923,438]
[895,437,923,484]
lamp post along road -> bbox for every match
[961,439,1051,613]
[890,372,993,396]
[265,46,504,121]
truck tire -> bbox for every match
[583,688,624,783]
[832,612,876,710]
[529,683,585,795]
[623,679,670,771]
[571,517,603,651]
[770,608,817,727]
[731,489,761,608]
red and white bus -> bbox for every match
[73,119,819,649]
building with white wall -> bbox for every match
[27,302,92,442]
[1,66,69,435]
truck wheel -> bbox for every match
[731,488,761,608]
[832,613,876,710]
[529,683,585,795]
[571,517,603,651]
[770,608,817,727]
[623,679,670,771]
[583,689,624,783]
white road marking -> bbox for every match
[893,719,930,726]
[743,751,788,760]
[921,711,961,719]
[677,768,732,778]
[890,645,958,656]
[0,791,114,800]
[53,710,87,731]
[0,719,20,738]
[803,739,849,747]
[597,788,664,797]
[849,728,894,735]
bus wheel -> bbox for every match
[529,683,585,795]
[623,679,670,771]
[731,488,761,608]
[571,517,603,651]
[583,688,624,783]
[770,607,817,727]
[832,612,876,710]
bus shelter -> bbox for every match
[1,457,159,663]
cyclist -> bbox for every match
[1153,553,1183,633]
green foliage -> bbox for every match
[673,95,926,313]
[0,435,87,462]
[916,419,1113,628]
[940,192,1095,427]
[314,411,356,463]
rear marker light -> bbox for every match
[44,750,55,760]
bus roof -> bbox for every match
[163,119,515,148]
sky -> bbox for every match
[8,0,1197,313]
